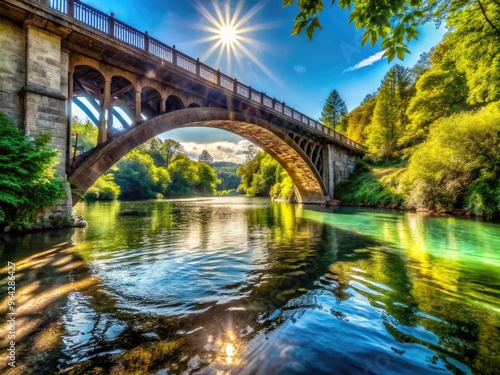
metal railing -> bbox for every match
[49,0,366,152]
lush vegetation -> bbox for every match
[0,112,65,230]
[212,161,241,192]
[334,2,500,216]
[237,151,295,201]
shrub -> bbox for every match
[0,111,65,230]
[404,104,500,214]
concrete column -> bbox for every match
[98,78,111,143]
[21,22,72,220]
[67,66,74,173]
[135,89,141,125]
[323,144,335,201]
[160,96,166,113]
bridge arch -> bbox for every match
[69,107,327,205]
[166,95,185,112]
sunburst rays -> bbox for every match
[193,0,278,82]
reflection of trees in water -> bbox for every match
[7,202,498,375]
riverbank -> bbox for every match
[335,160,498,218]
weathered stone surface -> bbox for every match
[0,19,25,127]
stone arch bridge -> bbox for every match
[0,0,365,219]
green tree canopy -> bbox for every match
[147,138,185,167]
[404,104,500,214]
[72,116,98,154]
[0,112,65,229]
[345,94,376,144]
[114,149,170,199]
[320,89,348,132]
[237,151,295,200]
[404,41,470,145]
[366,64,412,159]
[284,0,500,61]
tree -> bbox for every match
[404,104,500,215]
[166,153,200,196]
[244,144,259,163]
[320,89,348,132]
[283,0,500,61]
[196,161,221,194]
[366,65,412,159]
[445,0,500,105]
[147,138,185,167]
[0,112,65,229]
[345,95,376,144]
[404,41,470,145]
[198,149,214,164]
[85,173,121,201]
[114,149,170,199]
[71,116,98,154]
[237,151,294,200]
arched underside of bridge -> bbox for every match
[68,108,327,205]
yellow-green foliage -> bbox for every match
[85,173,120,201]
[335,161,406,207]
[237,152,295,201]
[404,104,500,214]
[271,169,295,201]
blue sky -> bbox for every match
[76,0,446,162]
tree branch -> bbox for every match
[476,0,500,35]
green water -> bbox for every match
[1,197,498,374]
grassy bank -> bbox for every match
[335,160,406,209]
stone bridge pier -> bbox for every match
[0,0,365,223]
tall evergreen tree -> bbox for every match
[198,149,214,164]
[320,89,348,132]
[366,65,412,159]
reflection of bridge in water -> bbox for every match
[0,0,365,218]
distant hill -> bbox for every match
[212,161,242,191]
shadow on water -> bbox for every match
[0,198,498,375]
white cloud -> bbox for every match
[343,51,386,73]
[293,64,307,74]
[181,140,257,164]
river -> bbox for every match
[0,197,499,374]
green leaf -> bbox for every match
[282,0,294,7]
[291,23,302,36]
[306,24,315,40]
[312,17,322,29]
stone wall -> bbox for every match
[332,146,358,186]
[0,17,72,222]
[0,19,25,127]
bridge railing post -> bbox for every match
[108,12,115,37]
[196,58,201,76]
[217,69,221,86]
[144,31,149,53]
[233,78,238,93]
[172,45,177,66]
[67,0,75,17]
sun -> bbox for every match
[194,0,277,80]
[219,24,238,45]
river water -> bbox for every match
[1,197,499,374]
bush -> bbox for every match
[404,104,500,214]
[84,174,120,201]
[0,111,65,230]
